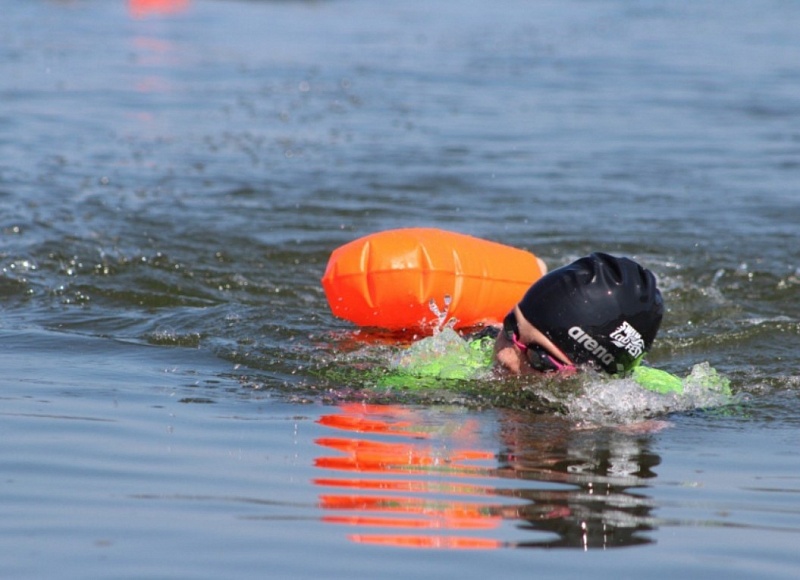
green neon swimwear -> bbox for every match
[630,365,684,394]
[386,328,731,397]
[388,329,495,384]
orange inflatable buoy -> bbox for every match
[321,228,545,331]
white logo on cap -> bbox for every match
[568,326,615,367]
[610,321,645,358]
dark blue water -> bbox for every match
[1,0,799,578]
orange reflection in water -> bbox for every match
[314,403,663,550]
[125,3,187,125]
[313,403,506,549]
[129,0,190,18]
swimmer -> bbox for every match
[493,253,663,376]
[388,251,724,397]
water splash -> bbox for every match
[427,294,454,332]
[390,327,492,381]
[324,327,737,423]
[560,362,735,425]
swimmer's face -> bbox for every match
[494,306,575,375]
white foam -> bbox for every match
[557,362,734,426]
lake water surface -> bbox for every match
[1,0,799,578]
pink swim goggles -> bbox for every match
[502,312,575,373]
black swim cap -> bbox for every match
[517,253,663,374]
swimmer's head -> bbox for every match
[515,253,663,374]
